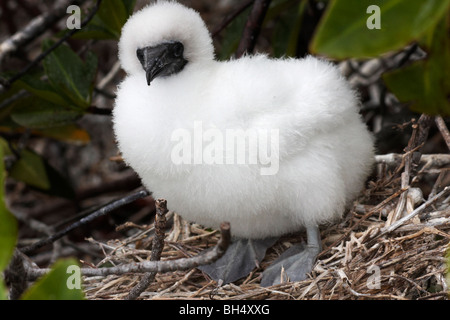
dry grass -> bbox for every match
[83,156,449,300]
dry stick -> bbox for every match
[0,0,87,63]
[0,0,102,93]
[435,116,450,151]
[26,222,231,281]
[389,115,433,225]
[235,0,272,58]
[3,251,27,300]
[375,153,450,167]
[317,187,408,259]
[20,189,151,254]
[369,186,450,244]
[126,199,168,300]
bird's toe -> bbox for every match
[260,243,319,287]
[198,237,277,284]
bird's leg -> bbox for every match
[260,225,321,287]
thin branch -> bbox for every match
[0,0,102,93]
[4,251,28,300]
[235,0,272,58]
[211,0,254,38]
[375,153,450,167]
[86,106,112,115]
[435,116,450,151]
[0,0,87,64]
[317,187,408,259]
[20,188,151,254]
[369,186,450,243]
[126,199,168,300]
[26,222,231,280]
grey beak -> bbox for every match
[136,42,187,86]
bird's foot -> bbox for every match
[260,225,321,287]
[260,243,320,286]
[198,237,278,284]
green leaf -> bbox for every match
[311,0,450,59]
[383,14,450,115]
[267,0,306,57]
[75,0,136,40]
[11,96,83,129]
[9,149,51,190]
[0,144,18,273]
[8,147,75,198]
[36,124,91,144]
[0,278,7,300]
[217,6,252,60]
[15,75,70,107]
[42,41,97,108]
[21,259,84,300]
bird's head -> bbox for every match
[118,1,214,85]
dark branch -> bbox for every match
[126,199,168,300]
[235,0,272,58]
[26,222,231,280]
[211,0,254,38]
[1,0,102,93]
[20,188,151,254]
[0,0,87,63]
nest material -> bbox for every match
[82,153,450,300]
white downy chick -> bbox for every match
[113,1,374,283]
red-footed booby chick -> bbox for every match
[113,1,375,286]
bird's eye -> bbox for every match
[172,42,184,58]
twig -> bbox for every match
[20,188,151,254]
[435,116,450,151]
[235,0,272,58]
[126,199,168,300]
[86,106,112,115]
[317,187,408,259]
[211,0,254,38]
[153,269,196,298]
[97,60,121,90]
[26,222,231,280]
[1,0,102,93]
[375,153,450,167]
[370,186,450,242]
[0,0,87,64]
[4,251,28,300]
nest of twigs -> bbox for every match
[82,140,450,300]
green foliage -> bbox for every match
[0,138,75,198]
[0,41,96,195]
[383,14,450,115]
[21,259,84,300]
[310,0,450,116]
[9,148,50,190]
[311,0,449,59]
[11,96,83,129]
[0,145,18,300]
[217,6,251,60]
[74,0,137,40]
[42,40,97,109]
